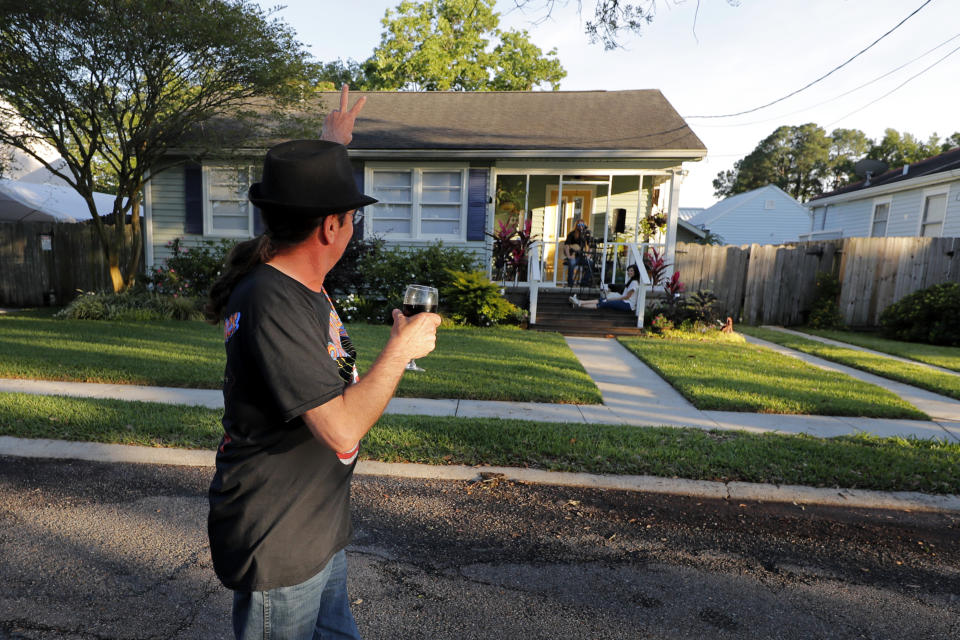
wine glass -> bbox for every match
[402,284,439,372]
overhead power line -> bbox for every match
[826,41,960,127]
[684,0,935,119]
[691,31,960,129]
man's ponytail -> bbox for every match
[204,235,276,324]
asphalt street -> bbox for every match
[1,456,958,639]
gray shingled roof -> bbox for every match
[810,146,960,201]
[328,90,706,154]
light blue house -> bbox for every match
[686,184,809,246]
[802,147,960,240]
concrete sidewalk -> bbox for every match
[3,334,960,512]
[2,334,959,442]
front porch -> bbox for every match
[489,166,688,333]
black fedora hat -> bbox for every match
[248,140,377,215]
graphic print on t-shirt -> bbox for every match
[224,312,241,342]
[322,289,359,385]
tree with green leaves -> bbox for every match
[361,0,566,91]
[713,124,831,202]
[714,125,956,202]
[827,128,872,191]
[867,128,944,167]
[0,0,319,292]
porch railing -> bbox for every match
[523,240,651,329]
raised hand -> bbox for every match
[321,85,366,146]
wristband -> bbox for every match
[336,442,360,465]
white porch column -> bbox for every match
[664,169,684,278]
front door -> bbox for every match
[543,188,594,284]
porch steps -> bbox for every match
[529,288,645,337]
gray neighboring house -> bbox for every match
[686,184,808,246]
[144,90,706,286]
[802,146,960,240]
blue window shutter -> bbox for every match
[183,163,203,235]
[467,168,488,241]
[354,164,366,238]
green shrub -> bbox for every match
[56,291,205,321]
[645,289,721,330]
[880,282,960,346]
[331,241,481,324]
[441,270,522,327]
[807,271,844,329]
[142,238,236,298]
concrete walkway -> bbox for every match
[761,325,960,377]
[739,333,960,424]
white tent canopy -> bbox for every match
[0,179,121,223]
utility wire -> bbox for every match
[826,41,960,127]
[685,0,935,119]
[692,31,960,129]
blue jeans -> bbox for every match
[566,255,593,287]
[598,299,631,312]
[232,550,361,640]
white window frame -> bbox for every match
[202,163,258,238]
[868,196,892,238]
[364,163,469,241]
[917,186,949,237]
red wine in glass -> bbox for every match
[402,302,438,316]
[402,285,439,372]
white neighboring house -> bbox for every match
[802,147,960,240]
[686,184,809,246]
[0,106,115,223]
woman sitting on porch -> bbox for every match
[569,264,641,312]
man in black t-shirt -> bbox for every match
[206,87,441,640]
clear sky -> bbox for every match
[256,0,959,208]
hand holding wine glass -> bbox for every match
[402,285,439,372]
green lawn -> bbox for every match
[0,312,600,404]
[348,324,600,404]
[618,332,927,419]
[740,326,960,402]
[2,391,956,494]
[795,328,960,373]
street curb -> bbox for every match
[2,436,958,514]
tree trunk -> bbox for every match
[122,196,143,290]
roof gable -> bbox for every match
[689,185,804,226]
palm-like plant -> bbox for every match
[487,219,537,283]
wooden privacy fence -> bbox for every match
[0,221,141,307]
[673,237,960,327]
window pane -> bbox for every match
[421,219,459,235]
[212,201,247,216]
[421,204,461,220]
[209,184,246,200]
[372,219,411,234]
[373,171,412,188]
[373,203,412,219]
[213,215,249,231]
[921,221,943,237]
[422,187,460,204]
[923,194,947,224]
[871,220,887,237]
[873,203,889,222]
[422,172,461,188]
[373,187,412,203]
